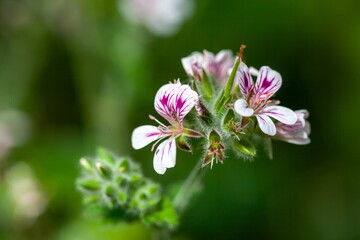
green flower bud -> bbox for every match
[95,162,112,179]
[80,158,93,173]
[233,137,256,157]
[79,179,101,191]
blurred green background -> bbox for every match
[1,0,360,239]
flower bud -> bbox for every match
[176,136,192,152]
[80,158,93,173]
[78,179,101,191]
[233,138,256,157]
[95,162,112,179]
[202,131,225,168]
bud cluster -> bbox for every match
[76,148,178,229]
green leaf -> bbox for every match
[142,197,179,229]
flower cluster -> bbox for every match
[132,46,311,174]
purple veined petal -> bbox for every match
[256,114,276,136]
[236,62,254,99]
[155,81,198,125]
[296,109,309,119]
[261,105,298,125]
[262,105,297,125]
[276,120,304,134]
[276,109,308,134]
[181,52,204,76]
[154,81,181,124]
[234,99,254,117]
[254,66,282,100]
[214,50,233,63]
[131,125,164,150]
[153,138,177,174]
[169,82,199,123]
[277,131,310,145]
[213,50,235,83]
[295,109,310,135]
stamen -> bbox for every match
[151,135,168,151]
[149,115,166,127]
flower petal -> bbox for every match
[181,52,204,76]
[234,99,254,117]
[254,66,282,100]
[153,138,176,174]
[236,62,254,99]
[278,131,311,145]
[154,80,198,124]
[262,105,297,125]
[131,125,164,150]
[256,114,276,136]
[212,50,234,82]
[154,81,181,124]
[171,84,199,122]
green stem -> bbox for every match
[214,57,241,114]
[172,160,205,215]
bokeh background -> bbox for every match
[1,0,360,239]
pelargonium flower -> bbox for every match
[131,80,202,174]
[181,50,234,84]
[119,0,193,36]
[275,110,311,145]
[234,62,297,136]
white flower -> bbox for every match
[234,62,297,136]
[131,80,202,174]
[119,0,194,36]
[275,110,311,144]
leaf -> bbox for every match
[142,197,179,229]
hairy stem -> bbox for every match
[172,160,205,215]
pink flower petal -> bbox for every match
[131,125,164,150]
[236,62,254,99]
[181,52,204,77]
[254,66,282,101]
[277,131,310,145]
[154,81,198,125]
[154,81,181,124]
[234,99,254,117]
[171,83,199,122]
[256,114,276,136]
[262,105,297,125]
[153,138,176,174]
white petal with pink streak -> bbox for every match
[234,99,254,117]
[171,83,199,122]
[256,114,276,136]
[153,138,176,174]
[254,66,282,100]
[181,52,204,76]
[154,81,181,124]
[131,125,164,150]
[262,105,297,125]
[236,62,254,99]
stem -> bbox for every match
[172,160,205,215]
[214,57,241,114]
